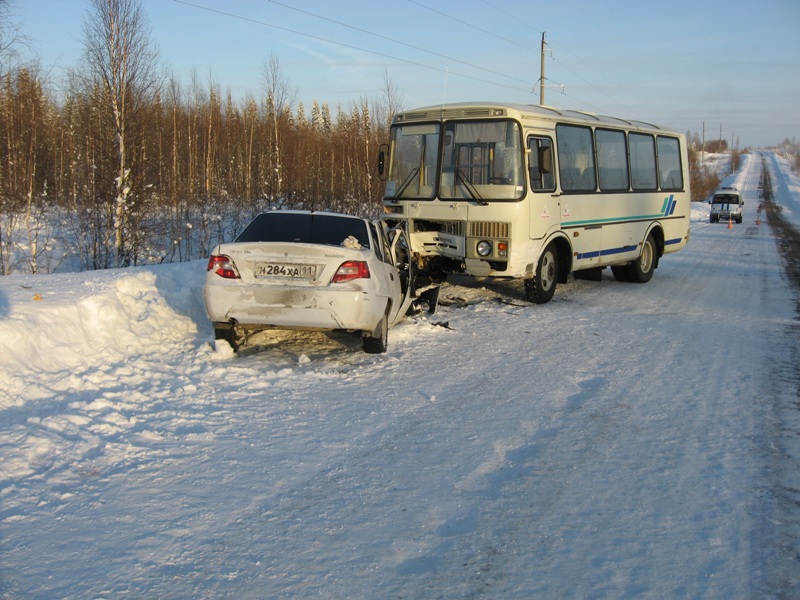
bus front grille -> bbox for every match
[469,221,509,238]
[412,220,465,237]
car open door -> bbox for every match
[386,223,440,316]
[379,223,413,326]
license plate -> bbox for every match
[254,263,316,279]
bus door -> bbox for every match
[527,135,560,240]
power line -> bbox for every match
[544,34,644,117]
[407,0,531,51]
[474,1,654,117]
[171,0,533,94]
[265,0,531,87]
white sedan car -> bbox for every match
[204,211,414,353]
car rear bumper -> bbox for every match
[204,283,386,333]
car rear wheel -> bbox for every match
[363,309,389,354]
[214,323,241,352]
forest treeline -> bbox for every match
[0,62,393,274]
[0,0,751,276]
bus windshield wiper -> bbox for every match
[456,169,487,205]
[394,167,420,198]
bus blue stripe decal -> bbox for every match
[563,215,664,226]
[577,239,683,259]
[564,194,678,227]
[576,244,638,259]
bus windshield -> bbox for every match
[441,120,523,201]
[385,123,440,200]
[384,120,524,201]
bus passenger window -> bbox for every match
[657,136,683,191]
[596,129,629,191]
[629,133,657,191]
[528,136,555,191]
[556,125,596,192]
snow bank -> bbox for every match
[0,261,207,407]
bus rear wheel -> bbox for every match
[611,265,629,282]
[524,244,558,304]
[625,234,656,283]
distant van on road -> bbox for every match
[709,187,744,223]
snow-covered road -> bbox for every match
[1,153,798,599]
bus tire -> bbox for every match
[524,243,558,303]
[625,234,656,283]
[611,265,629,282]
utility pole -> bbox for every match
[539,32,546,106]
[702,121,706,164]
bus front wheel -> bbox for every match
[525,244,558,304]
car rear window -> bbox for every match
[235,213,371,249]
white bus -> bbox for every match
[378,102,691,303]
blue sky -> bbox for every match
[13,0,800,147]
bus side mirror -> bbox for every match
[378,144,389,178]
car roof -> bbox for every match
[257,210,367,221]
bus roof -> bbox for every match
[392,101,675,135]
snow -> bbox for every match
[1,152,799,598]
[764,151,800,229]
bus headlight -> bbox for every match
[476,240,492,257]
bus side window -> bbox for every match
[596,128,629,191]
[528,136,555,192]
[629,133,657,191]
[555,124,597,192]
[656,136,683,191]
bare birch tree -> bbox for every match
[261,54,296,207]
[80,0,160,267]
[0,0,26,72]
[373,68,404,130]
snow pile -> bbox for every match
[0,262,206,407]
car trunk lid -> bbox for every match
[217,242,366,286]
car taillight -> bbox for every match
[207,255,239,279]
[332,260,370,283]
